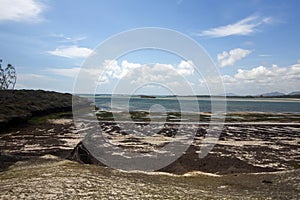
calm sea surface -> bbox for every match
[83,95,300,113]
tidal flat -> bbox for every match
[1,111,299,199]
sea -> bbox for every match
[80,95,300,114]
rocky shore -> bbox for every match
[2,118,298,174]
[0,90,299,199]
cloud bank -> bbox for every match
[222,62,300,94]
[28,60,300,95]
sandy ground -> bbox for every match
[0,155,299,199]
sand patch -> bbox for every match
[48,119,73,125]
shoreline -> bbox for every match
[82,120,300,125]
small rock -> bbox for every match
[262,180,272,184]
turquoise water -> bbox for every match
[90,95,300,113]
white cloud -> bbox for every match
[103,60,142,79]
[221,63,300,94]
[101,59,194,82]
[177,60,194,75]
[199,15,272,38]
[66,59,197,94]
[217,48,252,67]
[114,62,196,95]
[129,63,175,85]
[37,60,224,95]
[44,60,194,88]
[0,0,45,23]
[48,45,93,58]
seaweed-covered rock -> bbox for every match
[68,141,277,175]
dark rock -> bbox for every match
[262,180,273,184]
[67,142,105,166]
[0,153,30,171]
[196,127,207,137]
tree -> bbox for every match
[0,59,17,90]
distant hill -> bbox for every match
[226,93,239,97]
[218,93,238,97]
[260,91,285,97]
[288,91,300,95]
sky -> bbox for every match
[0,0,299,95]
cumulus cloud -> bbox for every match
[100,59,194,82]
[217,48,252,67]
[44,59,201,95]
[45,60,188,80]
[0,0,46,23]
[128,63,176,85]
[103,60,142,79]
[221,63,300,94]
[113,62,196,95]
[47,60,196,94]
[48,45,93,58]
[177,60,194,75]
[199,15,272,38]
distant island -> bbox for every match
[139,95,156,99]
[216,91,300,98]
[80,91,300,99]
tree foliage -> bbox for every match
[0,59,17,90]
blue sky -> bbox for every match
[0,0,299,95]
